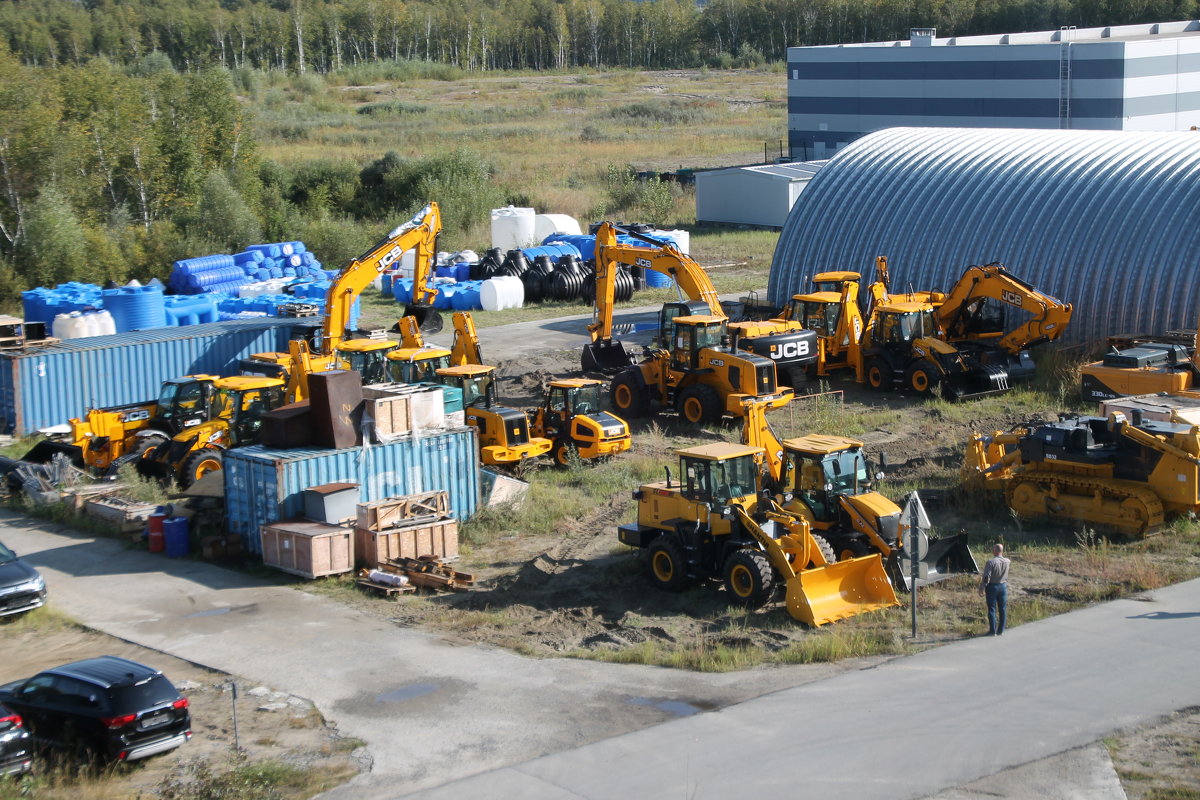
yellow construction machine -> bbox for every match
[387,311,484,384]
[528,378,632,466]
[435,364,552,466]
[617,442,898,625]
[582,222,817,385]
[962,410,1200,536]
[1079,323,1200,401]
[140,375,287,487]
[742,399,977,588]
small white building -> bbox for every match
[695,161,825,228]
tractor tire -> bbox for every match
[180,449,223,489]
[677,384,721,426]
[832,536,871,563]
[645,537,691,592]
[865,357,893,391]
[723,549,775,608]
[106,435,167,477]
[809,533,838,569]
[611,370,650,418]
[904,361,940,395]
[552,440,575,468]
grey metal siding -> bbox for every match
[768,127,1200,345]
[222,428,480,554]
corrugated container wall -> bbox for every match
[0,318,318,435]
[222,428,480,554]
[768,127,1200,345]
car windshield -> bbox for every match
[710,455,757,504]
[108,675,178,715]
[0,542,13,563]
[823,449,869,494]
[692,323,725,350]
[570,385,602,414]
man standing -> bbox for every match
[979,543,1011,636]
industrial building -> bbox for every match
[695,161,824,228]
[787,20,1200,159]
[768,126,1200,345]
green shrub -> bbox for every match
[356,101,429,116]
[610,99,724,126]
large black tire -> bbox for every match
[723,549,775,608]
[676,384,721,426]
[107,435,167,476]
[180,449,223,489]
[904,360,940,395]
[611,370,650,418]
[645,537,691,592]
[865,357,893,391]
[552,439,575,468]
[809,533,838,568]
[830,535,870,564]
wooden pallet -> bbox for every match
[356,578,415,597]
[382,555,475,591]
[357,491,450,532]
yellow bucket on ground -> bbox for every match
[785,554,899,627]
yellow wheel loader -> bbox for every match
[742,398,977,589]
[140,376,286,488]
[528,378,632,466]
[617,442,898,626]
[962,410,1200,536]
[435,364,552,466]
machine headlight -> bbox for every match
[1,575,44,596]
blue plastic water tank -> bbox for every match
[102,285,167,332]
[451,281,481,310]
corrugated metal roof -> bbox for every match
[704,162,825,181]
[768,127,1200,345]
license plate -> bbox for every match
[139,712,169,730]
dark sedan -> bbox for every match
[0,541,45,618]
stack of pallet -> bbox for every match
[362,384,449,442]
[354,490,459,567]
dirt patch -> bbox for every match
[1110,707,1200,798]
[0,621,362,798]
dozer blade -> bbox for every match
[890,533,979,590]
[403,304,444,334]
[941,364,1011,402]
[581,339,633,374]
[784,554,899,627]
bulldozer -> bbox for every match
[741,398,977,589]
[617,441,898,626]
[962,410,1200,536]
[608,314,794,425]
[1079,320,1200,401]
[139,375,287,487]
[581,222,817,385]
[435,364,552,466]
[528,378,632,466]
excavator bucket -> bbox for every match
[783,554,899,627]
[890,533,979,590]
[581,339,633,374]
[403,304,443,334]
[941,364,1010,401]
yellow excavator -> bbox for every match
[581,222,818,385]
[617,441,898,625]
[387,311,483,383]
[528,378,632,466]
[962,410,1200,536]
[742,398,977,589]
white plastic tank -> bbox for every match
[480,276,525,311]
[52,312,82,339]
[96,310,116,335]
[534,213,582,241]
[490,206,537,250]
[653,229,691,255]
[452,249,479,264]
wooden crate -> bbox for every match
[261,520,353,579]
[366,395,410,441]
[354,518,458,568]
[356,491,449,532]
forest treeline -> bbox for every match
[2,0,1194,74]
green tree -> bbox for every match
[189,170,262,250]
[19,186,88,288]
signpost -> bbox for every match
[900,491,932,638]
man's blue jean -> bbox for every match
[985,583,1007,635]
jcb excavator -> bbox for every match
[387,311,482,383]
[742,399,977,589]
[962,410,1200,536]
[582,223,818,385]
[528,378,632,466]
[617,442,898,626]
[435,364,553,466]
[608,314,794,425]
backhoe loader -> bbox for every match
[962,410,1200,536]
[582,223,817,385]
[140,375,287,487]
[741,399,977,589]
[528,378,632,466]
[387,311,484,384]
[617,441,898,625]
[608,315,794,425]
[435,364,553,466]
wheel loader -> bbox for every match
[617,441,898,626]
[435,364,553,466]
[528,378,632,466]
[741,398,977,589]
[962,410,1200,536]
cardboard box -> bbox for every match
[354,518,458,567]
[261,520,353,579]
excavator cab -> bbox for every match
[388,350,452,384]
[209,380,286,446]
[437,364,497,408]
[337,339,396,386]
[154,377,217,431]
[656,301,710,350]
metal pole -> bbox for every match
[230,681,241,753]
[910,524,919,638]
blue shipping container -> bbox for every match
[0,318,319,435]
[222,427,480,554]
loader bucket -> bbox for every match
[784,554,899,626]
[402,304,444,334]
[581,339,633,374]
[890,533,979,590]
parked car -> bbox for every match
[0,703,32,776]
[0,656,191,763]
[0,541,45,618]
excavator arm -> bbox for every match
[740,398,787,485]
[935,263,1073,355]
[450,311,483,366]
[323,202,442,355]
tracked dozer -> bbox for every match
[617,442,897,626]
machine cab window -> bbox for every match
[798,300,842,338]
[569,384,601,415]
[392,355,450,384]
[158,380,208,422]
[342,349,391,385]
